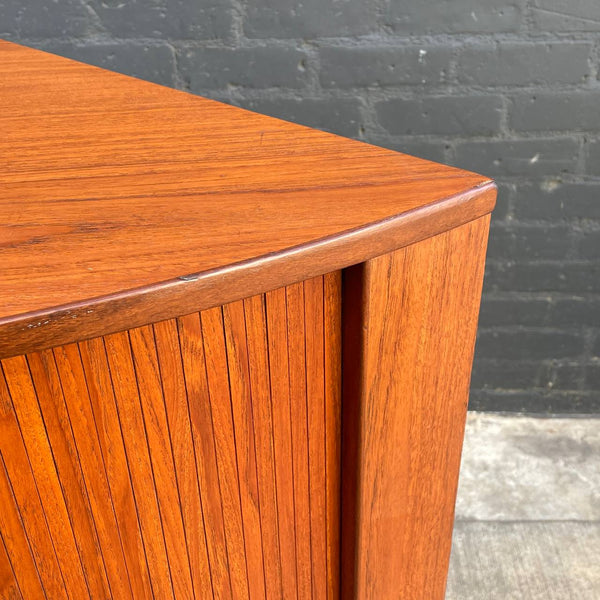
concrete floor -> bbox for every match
[447,413,600,599]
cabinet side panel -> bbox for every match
[0,273,342,599]
[342,216,490,599]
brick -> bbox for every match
[0,1,93,38]
[318,46,450,88]
[513,225,572,260]
[378,140,447,164]
[588,141,600,175]
[492,183,512,221]
[238,98,362,138]
[514,183,600,220]
[457,43,591,86]
[539,364,585,390]
[469,389,600,413]
[511,92,600,132]
[86,0,233,39]
[531,0,600,32]
[586,366,600,389]
[549,298,600,326]
[475,330,584,360]
[244,0,376,39]
[486,227,516,260]
[478,297,551,327]
[480,295,600,330]
[486,262,600,293]
[375,95,503,136]
[179,47,308,90]
[384,0,525,34]
[42,42,177,87]
[486,225,567,262]
[454,138,580,177]
[470,358,542,389]
[578,231,600,259]
[471,356,589,395]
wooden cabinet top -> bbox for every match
[0,40,495,356]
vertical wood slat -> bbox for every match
[286,282,312,599]
[244,294,283,599]
[52,344,134,599]
[201,307,250,600]
[0,370,64,599]
[104,331,175,600]
[341,216,490,599]
[0,529,22,600]
[79,336,154,599]
[27,350,113,600]
[265,287,298,599]
[154,318,214,600]
[0,358,77,599]
[0,451,45,600]
[304,277,328,600]
[128,325,196,599]
[178,312,232,600]
[0,273,341,599]
[324,271,342,600]
[3,355,93,598]
[222,302,267,600]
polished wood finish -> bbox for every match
[0,40,494,358]
[0,274,340,599]
[341,216,490,599]
[1,40,494,599]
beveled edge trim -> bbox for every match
[0,182,495,358]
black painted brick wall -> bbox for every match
[2,0,599,413]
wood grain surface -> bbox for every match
[341,216,490,599]
[0,38,495,600]
[0,40,494,357]
[0,273,341,599]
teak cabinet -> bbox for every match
[0,40,495,599]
